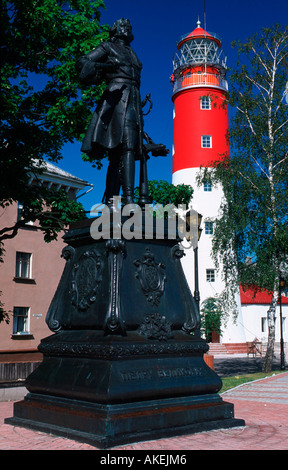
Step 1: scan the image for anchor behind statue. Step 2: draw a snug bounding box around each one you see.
[76,18,169,206]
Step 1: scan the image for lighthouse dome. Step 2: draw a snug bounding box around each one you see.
[173,20,226,74]
[177,20,222,49]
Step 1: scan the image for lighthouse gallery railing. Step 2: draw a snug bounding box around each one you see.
[172,73,228,94]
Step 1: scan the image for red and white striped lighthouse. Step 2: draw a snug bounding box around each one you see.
[171,19,229,180]
[171,20,246,346]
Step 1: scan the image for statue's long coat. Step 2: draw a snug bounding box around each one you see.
[77,40,144,160]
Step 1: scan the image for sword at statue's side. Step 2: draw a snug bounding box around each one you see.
[138,128,170,207]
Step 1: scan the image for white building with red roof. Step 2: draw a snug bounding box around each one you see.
[240,286,288,345]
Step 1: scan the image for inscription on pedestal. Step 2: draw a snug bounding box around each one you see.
[158,367,204,378]
[120,369,153,381]
[120,366,205,382]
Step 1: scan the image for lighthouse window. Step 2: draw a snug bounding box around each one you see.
[201,135,212,148]
[204,182,212,191]
[201,96,211,110]
[206,269,215,282]
[205,222,214,235]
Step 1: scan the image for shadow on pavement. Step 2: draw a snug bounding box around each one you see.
[214,356,285,377]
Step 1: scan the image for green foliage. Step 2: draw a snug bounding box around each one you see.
[200,297,223,342]
[0,185,86,245]
[0,291,10,325]
[136,180,194,207]
[22,188,87,242]
[1,0,108,165]
[220,371,283,393]
[1,0,108,242]
[0,2,108,323]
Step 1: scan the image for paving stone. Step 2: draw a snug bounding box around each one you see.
[1,371,287,450]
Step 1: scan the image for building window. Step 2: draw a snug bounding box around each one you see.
[17,202,34,226]
[201,96,211,110]
[201,135,212,148]
[261,317,267,333]
[206,269,215,282]
[205,222,214,235]
[13,307,30,335]
[204,181,212,192]
[15,252,32,279]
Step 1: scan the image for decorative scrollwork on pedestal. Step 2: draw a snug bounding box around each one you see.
[134,248,166,306]
[38,336,209,358]
[138,313,173,341]
[46,246,76,332]
[104,239,126,334]
[71,250,103,311]
[61,245,75,261]
[171,245,185,259]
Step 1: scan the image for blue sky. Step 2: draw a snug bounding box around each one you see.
[57,0,286,211]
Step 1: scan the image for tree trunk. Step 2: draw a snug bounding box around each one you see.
[262,293,277,372]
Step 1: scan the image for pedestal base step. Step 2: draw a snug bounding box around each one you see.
[6,392,245,449]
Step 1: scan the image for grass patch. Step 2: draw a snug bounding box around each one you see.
[220,370,284,393]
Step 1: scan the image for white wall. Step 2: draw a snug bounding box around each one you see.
[173,167,246,343]
[241,303,288,344]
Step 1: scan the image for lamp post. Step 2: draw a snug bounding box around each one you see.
[279,276,286,370]
[186,210,203,337]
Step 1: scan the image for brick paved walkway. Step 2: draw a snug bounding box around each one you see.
[0,372,287,450]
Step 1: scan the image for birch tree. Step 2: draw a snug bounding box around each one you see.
[198,24,288,372]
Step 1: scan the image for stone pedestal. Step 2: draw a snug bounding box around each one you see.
[5,218,244,448]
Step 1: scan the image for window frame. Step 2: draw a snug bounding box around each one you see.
[12,306,30,335]
[205,221,214,235]
[200,95,211,110]
[206,269,215,282]
[201,135,212,148]
[17,202,34,226]
[15,252,32,279]
[204,181,212,192]
[261,317,267,333]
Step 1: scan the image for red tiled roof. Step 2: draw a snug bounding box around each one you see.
[240,285,288,305]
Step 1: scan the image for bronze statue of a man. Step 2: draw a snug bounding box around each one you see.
[77,18,144,205]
